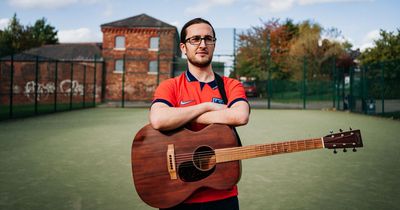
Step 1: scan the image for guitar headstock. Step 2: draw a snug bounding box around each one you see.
[323,129,363,153]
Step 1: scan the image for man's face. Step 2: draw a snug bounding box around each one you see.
[180,23,215,68]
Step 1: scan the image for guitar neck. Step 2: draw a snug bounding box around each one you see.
[215,138,324,163]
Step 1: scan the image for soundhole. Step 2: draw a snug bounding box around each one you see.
[178,146,216,182]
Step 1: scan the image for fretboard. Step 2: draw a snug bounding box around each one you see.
[215,138,323,163]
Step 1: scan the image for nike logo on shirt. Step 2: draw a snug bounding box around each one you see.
[180,100,194,105]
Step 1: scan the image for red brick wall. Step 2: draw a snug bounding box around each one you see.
[0,60,103,106]
[101,27,179,101]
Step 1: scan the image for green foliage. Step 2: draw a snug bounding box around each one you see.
[28,17,59,46]
[234,18,299,80]
[359,30,400,99]
[360,29,400,64]
[0,13,58,57]
[234,18,347,81]
[288,21,346,80]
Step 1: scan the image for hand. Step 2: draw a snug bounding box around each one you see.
[194,101,249,126]
[203,102,227,111]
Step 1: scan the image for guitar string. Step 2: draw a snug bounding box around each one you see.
[137,142,317,175]
[175,146,322,169]
[174,143,320,163]
[173,139,322,167]
[173,139,322,161]
[175,147,309,168]
[152,139,315,175]
[171,131,357,162]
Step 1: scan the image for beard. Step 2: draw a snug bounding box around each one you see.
[187,54,213,68]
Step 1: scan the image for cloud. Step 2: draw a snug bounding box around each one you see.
[298,0,374,5]
[7,0,101,9]
[248,0,372,14]
[8,0,77,9]
[359,29,380,51]
[253,0,294,12]
[184,0,236,15]
[58,28,101,43]
[0,18,9,30]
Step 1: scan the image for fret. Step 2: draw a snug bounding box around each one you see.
[266,144,272,156]
[306,140,314,149]
[290,141,298,152]
[283,142,290,153]
[215,138,324,163]
[299,140,305,151]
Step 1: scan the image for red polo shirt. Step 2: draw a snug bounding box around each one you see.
[151,70,248,203]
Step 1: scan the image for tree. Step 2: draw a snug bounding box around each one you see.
[0,13,58,57]
[288,21,346,80]
[0,13,26,56]
[359,29,400,99]
[234,18,348,81]
[233,19,298,80]
[27,17,58,48]
[359,29,400,64]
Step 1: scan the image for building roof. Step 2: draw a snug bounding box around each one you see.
[1,43,102,61]
[101,13,176,29]
[24,43,102,61]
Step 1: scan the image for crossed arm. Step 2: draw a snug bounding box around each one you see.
[149,101,250,131]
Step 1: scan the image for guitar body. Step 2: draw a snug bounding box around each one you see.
[131,124,241,209]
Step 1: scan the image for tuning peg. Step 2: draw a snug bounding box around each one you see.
[333,148,337,154]
[353,148,357,152]
[349,127,353,131]
[330,130,333,134]
[339,129,343,132]
[343,148,347,152]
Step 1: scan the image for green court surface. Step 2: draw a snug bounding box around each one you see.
[0,108,399,210]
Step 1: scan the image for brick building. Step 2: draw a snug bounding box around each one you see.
[1,14,180,105]
[101,13,181,101]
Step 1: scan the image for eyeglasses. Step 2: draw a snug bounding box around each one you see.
[185,35,217,45]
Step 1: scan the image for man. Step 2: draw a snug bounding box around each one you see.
[149,18,250,210]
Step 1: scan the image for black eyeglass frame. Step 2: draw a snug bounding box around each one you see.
[184,35,217,45]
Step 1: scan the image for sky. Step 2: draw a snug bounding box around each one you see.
[0,0,399,55]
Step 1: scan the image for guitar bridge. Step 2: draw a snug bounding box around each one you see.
[167,144,177,180]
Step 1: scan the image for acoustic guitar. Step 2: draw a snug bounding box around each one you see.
[131,124,363,208]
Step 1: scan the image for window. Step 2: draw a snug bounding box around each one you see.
[149,37,159,50]
[115,59,124,73]
[149,60,158,74]
[115,36,125,49]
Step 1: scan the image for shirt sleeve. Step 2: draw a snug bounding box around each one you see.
[152,79,177,107]
[224,77,248,108]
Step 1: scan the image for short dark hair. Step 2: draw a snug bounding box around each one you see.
[180,18,216,44]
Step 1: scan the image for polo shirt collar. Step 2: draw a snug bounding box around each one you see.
[185,70,218,89]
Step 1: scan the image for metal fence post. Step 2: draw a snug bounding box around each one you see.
[35,56,39,115]
[233,28,237,76]
[266,31,271,109]
[70,62,74,110]
[380,62,385,114]
[303,57,307,109]
[83,65,86,108]
[157,28,161,86]
[349,65,354,111]
[93,56,97,107]
[341,67,345,110]
[332,57,336,108]
[54,60,58,112]
[122,54,126,108]
[9,54,14,118]
[360,65,366,113]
